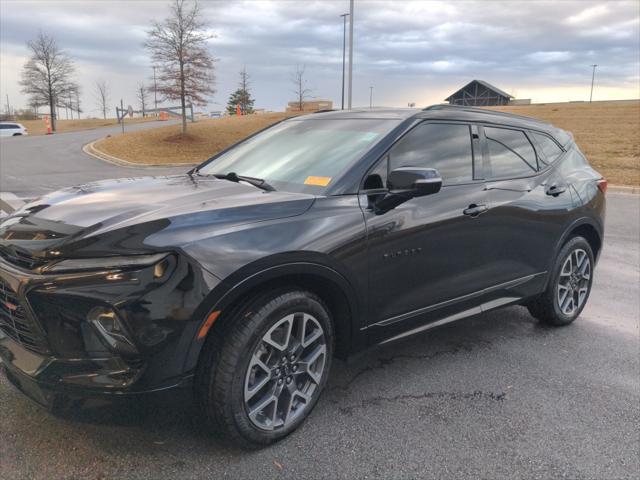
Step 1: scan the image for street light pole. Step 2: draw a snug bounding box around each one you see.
[347,0,354,110]
[340,13,349,110]
[369,86,373,109]
[589,64,597,103]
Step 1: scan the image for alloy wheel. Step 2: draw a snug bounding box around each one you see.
[556,248,591,316]
[243,312,327,430]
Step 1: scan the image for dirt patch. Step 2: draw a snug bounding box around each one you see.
[94,113,295,166]
[18,117,158,136]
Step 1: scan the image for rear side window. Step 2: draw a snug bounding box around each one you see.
[530,131,564,165]
[0,124,17,129]
[485,127,537,178]
[388,123,474,185]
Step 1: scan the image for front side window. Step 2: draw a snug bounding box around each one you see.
[198,118,401,194]
[388,123,474,185]
[485,127,537,178]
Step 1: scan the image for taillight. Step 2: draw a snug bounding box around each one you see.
[597,178,607,194]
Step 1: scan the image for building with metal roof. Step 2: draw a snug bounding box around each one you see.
[445,80,514,106]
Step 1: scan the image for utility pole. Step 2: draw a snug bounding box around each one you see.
[369,86,373,108]
[347,0,354,109]
[153,65,158,109]
[5,94,10,118]
[589,64,597,103]
[340,13,349,110]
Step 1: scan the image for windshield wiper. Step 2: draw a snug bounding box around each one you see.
[213,172,276,192]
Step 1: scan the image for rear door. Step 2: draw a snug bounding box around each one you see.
[362,122,492,340]
[480,126,573,300]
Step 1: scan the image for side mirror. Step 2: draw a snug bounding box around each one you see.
[373,167,442,213]
[388,167,442,197]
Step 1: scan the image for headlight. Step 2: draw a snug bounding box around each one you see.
[42,253,169,273]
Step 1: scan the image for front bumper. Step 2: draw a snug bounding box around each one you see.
[0,253,217,402]
[1,337,193,410]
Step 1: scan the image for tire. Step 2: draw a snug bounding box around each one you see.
[527,236,594,326]
[195,289,334,447]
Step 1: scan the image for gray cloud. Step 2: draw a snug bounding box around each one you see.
[1,0,638,114]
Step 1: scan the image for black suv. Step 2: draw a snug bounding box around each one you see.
[0,106,606,446]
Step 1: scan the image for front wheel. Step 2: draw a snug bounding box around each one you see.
[527,236,594,326]
[195,290,333,447]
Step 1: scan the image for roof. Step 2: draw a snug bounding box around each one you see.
[445,80,514,101]
[290,108,418,120]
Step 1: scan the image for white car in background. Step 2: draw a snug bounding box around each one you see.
[0,122,28,137]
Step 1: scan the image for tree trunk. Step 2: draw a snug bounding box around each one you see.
[179,60,187,135]
[48,83,56,132]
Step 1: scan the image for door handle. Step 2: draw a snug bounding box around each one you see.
[463,204,488,217]
[545,183,567,196]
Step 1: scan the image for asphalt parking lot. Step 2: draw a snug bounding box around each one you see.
[0,127,638,479]
[0,120,185,198]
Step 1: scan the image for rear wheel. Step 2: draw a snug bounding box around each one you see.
[195,289,333,447]
[527,236,594,326]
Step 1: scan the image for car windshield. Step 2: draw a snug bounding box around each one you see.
[198,117,401,194]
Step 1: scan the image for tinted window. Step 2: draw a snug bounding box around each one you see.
[388,123,473,185]
[0,124,17,129]
[199,118,401,194]
[485,127,537,178]
[530,131,563,165]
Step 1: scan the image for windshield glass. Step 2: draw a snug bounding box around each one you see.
[198,118,401,194]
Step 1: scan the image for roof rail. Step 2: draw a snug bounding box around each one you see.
[422,104,546,124]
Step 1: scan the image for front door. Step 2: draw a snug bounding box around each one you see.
[361,122,491,341]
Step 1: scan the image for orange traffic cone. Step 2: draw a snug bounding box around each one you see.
[44,115,52,134]
[236,104,241,116]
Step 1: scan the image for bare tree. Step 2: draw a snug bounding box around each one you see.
[136,82,149,117]
[95,80,110,119]
[291,64,312,111]
[19,32,77,132]
[74,86,82,119]
[144,0,216,135]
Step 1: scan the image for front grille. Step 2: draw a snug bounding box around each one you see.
[0,277,49,354]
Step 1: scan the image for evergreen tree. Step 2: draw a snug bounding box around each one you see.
[227,67,255,115]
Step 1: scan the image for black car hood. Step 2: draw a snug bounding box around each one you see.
[0,175,315,258]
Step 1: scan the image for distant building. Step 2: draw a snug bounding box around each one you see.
[286,100,333,113]
[445,80,514,106]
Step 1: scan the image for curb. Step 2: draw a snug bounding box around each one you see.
[608,185,639,195]
[83,139,198,168]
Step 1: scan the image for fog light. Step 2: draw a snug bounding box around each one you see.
[87,307,138,355]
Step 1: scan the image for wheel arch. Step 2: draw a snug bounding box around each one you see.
[552,217,603,271]
[562,218,602,258]
[184,259,361,373]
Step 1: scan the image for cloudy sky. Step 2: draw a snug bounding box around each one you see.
[1,0,638,116]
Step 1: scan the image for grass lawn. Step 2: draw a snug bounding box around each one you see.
[19,117,158,136]
[94,101,639,186]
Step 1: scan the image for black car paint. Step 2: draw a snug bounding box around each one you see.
[0,106,605,408]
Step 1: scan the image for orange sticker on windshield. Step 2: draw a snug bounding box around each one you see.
[304,176,332,187]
